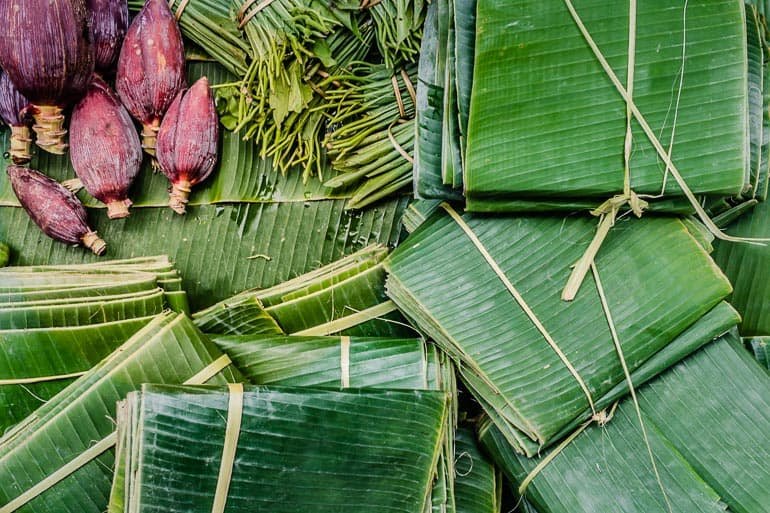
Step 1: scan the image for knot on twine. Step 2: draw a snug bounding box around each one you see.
[590,190,648,219]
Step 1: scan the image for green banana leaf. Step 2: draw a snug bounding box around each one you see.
[453,0,476,165]
[109,384,449,513]
[385,206,733,455]
[464,0,747,212]
[713,200,770,336]
[0,243,7,267]
[402,199,443,233]
[746,3,768,201]
[478,403,728,513]
[0,199,407,311]
[0,312,242,513]
[479,330,770,513]
[0,316,153,434]
[453,426,502,513]
[637,332,770,513]
[746,335,770,368]
[194,244,416,337]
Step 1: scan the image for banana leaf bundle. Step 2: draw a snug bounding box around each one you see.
[108,384,449,513]
[0,312,242,513]
[194,244,414,337]
[384,205,737,456]
[417,0,766,219]
[212,334,458,513]
[713,200,770,336]
[478,330,770,513]
[453,426,502,513]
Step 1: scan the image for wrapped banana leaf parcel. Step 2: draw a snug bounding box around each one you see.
[0,312,242,513]
[418,0,764,218]
[194,244,415,338]
[478,330,770,513]
[384,204,738,457]
[108,384,450,513]
[204,334,459,513]
[0,256,189,434]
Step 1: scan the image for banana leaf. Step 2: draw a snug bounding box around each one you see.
[385,206,733,456]
[713,200,770,336]
[477,404,729,513]
[194,244,416,337]
[454,426,502,513]
[402,199,443,233]
[0,312,242,513]
[0,243,7,267]
[212,334,457,513]
[0,198,408,311]
[746,336,770,368]
[0,316,153,434]
[637,331,770,513]
[464,0,748,212]
[109,384,449,513]
[479,330,770,513]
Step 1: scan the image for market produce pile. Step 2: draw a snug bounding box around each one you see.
[2,0,770,512]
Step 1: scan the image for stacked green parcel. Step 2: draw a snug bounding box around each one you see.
[0,256,189,434]
[384,205,740,457]
[416,0,767,219]
[478,330,770,513]
[0,312,242,513]
[193,244,415,338]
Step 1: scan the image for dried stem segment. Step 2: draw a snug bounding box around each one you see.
[9,126,33,164]
[31,105,68,154]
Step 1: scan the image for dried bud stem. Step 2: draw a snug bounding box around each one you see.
[141,120,160,156]
[61,178,84,193]
[106,198,132,219]
[32,105,68,154]
[168,179,191,214]
[9,125,32,164]
[81,230,107,255]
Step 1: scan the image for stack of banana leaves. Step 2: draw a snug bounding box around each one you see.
[108,333,459,513]
[478,330,770,513]
[193,244,415,338]
[0,312,242,513]
[384,205,742,456]
[416,0,769,224]
[0,256,187,434]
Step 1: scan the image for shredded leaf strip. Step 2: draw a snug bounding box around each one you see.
[211,383,244,513]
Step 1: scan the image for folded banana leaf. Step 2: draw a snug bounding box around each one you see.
[108,384,449,513]
[0,316,153,435]
[403,199,443,233]
[0,312,242,513]
[713,200,770,336]
[385,205,734,455]
[453,426,501,513]
[746,336,770,368]
[479,330,770,513]
[463,0,748,212]
[194,244,416,337]
[213,334,458,513]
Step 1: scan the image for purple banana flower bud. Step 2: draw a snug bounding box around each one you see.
[156,77,218,214]
[0,0,95,155]
[87,0,129,73]
[0,68,32,164]
[7,165,106,255]
[116,0,185,157]
[70,76,142,219]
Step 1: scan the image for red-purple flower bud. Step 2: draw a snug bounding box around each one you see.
[0,0,94,155]
[87,0,128,73]
[70,76,142,219]
[116,0,185,157]
[7,165,106,255]
[156,77,218,214]
[0,68,32,164]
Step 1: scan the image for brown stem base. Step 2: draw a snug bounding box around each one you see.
[32,105,68,154]
[106,199,132,219]
[81,231,107,255]
[9,125,32,164]
[141,120,160,157]
[168,180,192,215]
